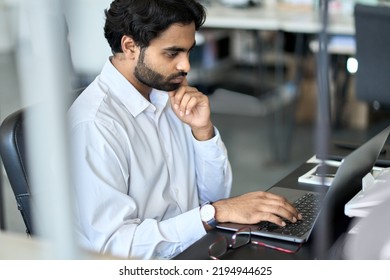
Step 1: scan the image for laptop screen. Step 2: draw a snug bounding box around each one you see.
[314,125,390,257]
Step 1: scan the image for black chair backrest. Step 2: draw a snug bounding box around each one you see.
[354,3,390,109]
[0,87,84,236]
[0,108,33,235]
[0,159,4,230]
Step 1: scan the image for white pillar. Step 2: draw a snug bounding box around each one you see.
[16,0,82,259]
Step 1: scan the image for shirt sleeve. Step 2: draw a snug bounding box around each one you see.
[131,207,206,259]
[192,126,233,204]
[70,121,208,259]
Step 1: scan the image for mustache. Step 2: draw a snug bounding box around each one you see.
[169,72,187,79]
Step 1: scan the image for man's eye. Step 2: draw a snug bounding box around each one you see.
[166,51,178,58]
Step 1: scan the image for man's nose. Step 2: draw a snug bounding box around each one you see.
[177,54,191,73]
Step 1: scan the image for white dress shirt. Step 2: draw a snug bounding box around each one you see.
[68,59,232,259]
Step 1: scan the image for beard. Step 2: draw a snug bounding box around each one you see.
[134,48,187,92]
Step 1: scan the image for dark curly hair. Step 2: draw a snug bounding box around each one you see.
[104,0,207,54]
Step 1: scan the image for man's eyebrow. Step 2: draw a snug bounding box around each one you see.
[164,41,197,52]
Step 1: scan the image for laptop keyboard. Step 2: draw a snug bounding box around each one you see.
[257,192,322,238]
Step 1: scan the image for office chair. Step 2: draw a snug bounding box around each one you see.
[0,159,5,230]
[354,4,390,110]
[0,88,84,236]
[0,108,33,235]
[324,4,390,165]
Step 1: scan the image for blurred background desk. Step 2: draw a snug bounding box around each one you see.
[203,2,354,34]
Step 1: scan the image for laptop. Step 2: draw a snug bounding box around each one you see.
[325,138,390,167]
[217,125,390,243]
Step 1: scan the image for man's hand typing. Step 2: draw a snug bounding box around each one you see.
[213,191,303,227]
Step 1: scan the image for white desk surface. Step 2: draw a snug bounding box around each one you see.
[204,3,354,35]
[0,230,122,260]
[309,35,356,55]
[204,4,280,30]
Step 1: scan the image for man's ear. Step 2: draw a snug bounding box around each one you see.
[121,35,138,59]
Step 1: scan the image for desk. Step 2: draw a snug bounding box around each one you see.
[204,3,354,35]
[174,161,351,260]
[0,230,122,259]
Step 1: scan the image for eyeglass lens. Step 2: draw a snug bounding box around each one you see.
[209,228,251,259]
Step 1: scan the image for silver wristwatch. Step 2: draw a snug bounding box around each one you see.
[200,201,218,228]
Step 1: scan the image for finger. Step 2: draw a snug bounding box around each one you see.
[181,77,188,86]
[249,203,298,226]
[180,92,204,116]
[258,212,287,227]
[174,88,201,112]
[269,200,301,223]
[178,93,193,116]
[242,193,299,224]
[169,87,185,113]
[183,95,199,115]
[269,204,299,224]
[263,192,301,219]
[171,86,192,106]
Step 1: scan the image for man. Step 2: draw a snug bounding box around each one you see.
[68,0,301,260]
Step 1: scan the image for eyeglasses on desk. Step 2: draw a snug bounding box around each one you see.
[208,227,302,260]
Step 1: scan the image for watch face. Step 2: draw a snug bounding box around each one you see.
[201,204,215,221]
